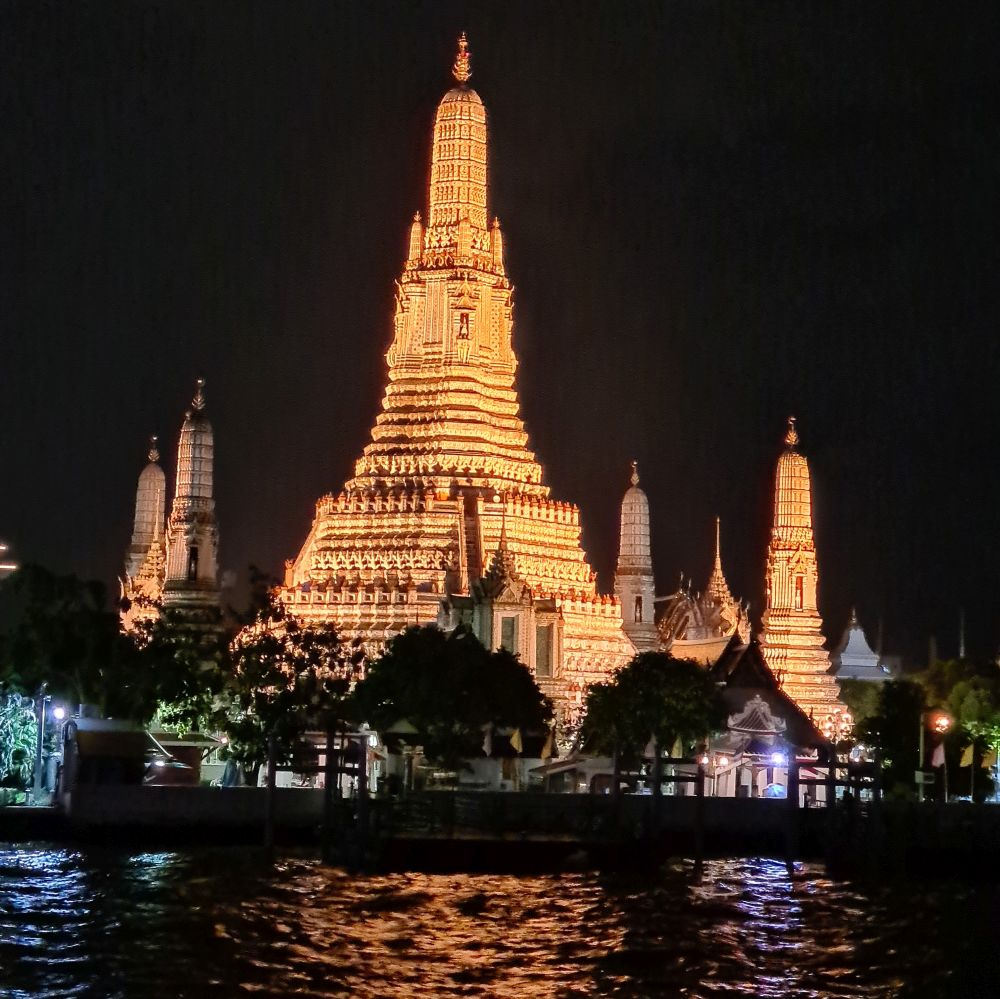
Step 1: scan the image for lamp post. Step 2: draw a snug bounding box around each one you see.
[918,710,952,803]
[933,713,952,802]
[32,684,48,805]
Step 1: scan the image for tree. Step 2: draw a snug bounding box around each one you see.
[132,605,235,734]
[0,565,159,721]
[917,659,999,800]
[580,652,726,795]
[839,679,881,728]
[352,625,552,770]
[0,564,238,727]
[222,594,363,778]
[855,679,926,796]
[951,680,1000,801]
[0,686,36,802]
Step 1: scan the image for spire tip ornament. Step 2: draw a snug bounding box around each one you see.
[452,32,471,83]
[784,415,799,448]
[192,378,206,412]
[630,460,639,487]
[148,435,160,464]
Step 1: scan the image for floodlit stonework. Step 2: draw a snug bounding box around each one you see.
[120,380,220,629]
[282,36,634,714]
[162,379,220,615]
[614,463,658,651]
[760,418,849,734]
[120,437,167,631]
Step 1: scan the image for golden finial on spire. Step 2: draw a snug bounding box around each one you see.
[630,460,639,487]
[784,415,799,448]
[452,31,471,83]
[148,435,160,464]
[192,378,206,412]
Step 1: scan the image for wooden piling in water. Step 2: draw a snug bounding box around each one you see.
[785,760,800,872]
[321,730,335,864]
[264,737,277,852]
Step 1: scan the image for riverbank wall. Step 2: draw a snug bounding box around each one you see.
[3,789,1000,879]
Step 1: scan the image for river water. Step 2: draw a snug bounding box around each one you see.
[1,845,997,998]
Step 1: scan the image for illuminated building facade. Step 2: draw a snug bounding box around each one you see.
[760,418,849,733]
[282,36,634,716]
[120,379,220,629]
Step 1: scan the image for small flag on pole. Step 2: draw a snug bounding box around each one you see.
[510,728,523,754]
[960,744,974,768]
[982,749,998,770]
[482,724,493,757]
[931,742,946,768]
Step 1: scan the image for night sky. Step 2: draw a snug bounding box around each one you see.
[2,2,999,666]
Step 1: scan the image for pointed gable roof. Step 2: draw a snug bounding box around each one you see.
[711,638,829,748]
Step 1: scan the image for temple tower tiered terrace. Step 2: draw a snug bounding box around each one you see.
[282,35,634,714]
[760,418,849,734]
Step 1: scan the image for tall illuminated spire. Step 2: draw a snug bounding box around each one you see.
[127,436,166,564]
[163,378,220,614]
[283,35,634,712]
[120,435,167,631]
[761,417,849,733]
[615,461,658,651]
[356,31,535,497]
[705,516,734,607]
[428,33,489,232]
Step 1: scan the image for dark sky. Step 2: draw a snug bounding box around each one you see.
[2,2,999,666]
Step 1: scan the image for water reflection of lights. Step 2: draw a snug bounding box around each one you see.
[0,849,988,997]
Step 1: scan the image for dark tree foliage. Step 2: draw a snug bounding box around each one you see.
[855,679,926,795]
[352,625,552,769]
[137,609,231,733]
[222,592,363,773]
[580,652,726,767]
[839,679,882,728]
[0,565,158,721]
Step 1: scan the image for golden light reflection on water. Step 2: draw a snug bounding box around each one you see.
[0,847,995,998]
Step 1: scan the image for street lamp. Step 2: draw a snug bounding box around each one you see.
[933,712,952,802]
[32,684,50,805]
[917,710,952,803]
